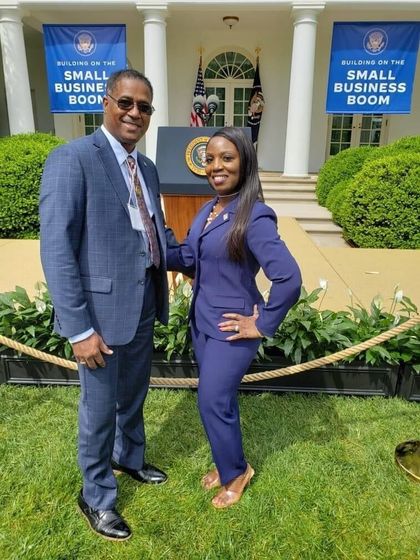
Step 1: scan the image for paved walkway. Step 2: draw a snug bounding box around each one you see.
[274,218,419,311]
[1,219,419,312]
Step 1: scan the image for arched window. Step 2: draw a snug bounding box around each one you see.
[204,52,255,80]
[204,51,255,127]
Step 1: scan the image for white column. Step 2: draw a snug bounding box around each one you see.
[138,7,169,161]
[0,8,35,134]
[283,4,324,177]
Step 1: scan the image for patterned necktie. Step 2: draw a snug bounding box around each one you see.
[127,155,160,268]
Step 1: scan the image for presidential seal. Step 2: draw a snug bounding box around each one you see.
[185,136,210,176]
[363,28,388,56]
[74,30,97,56]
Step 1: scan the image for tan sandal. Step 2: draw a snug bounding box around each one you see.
[211,464,255,509]
[201,468,221,490]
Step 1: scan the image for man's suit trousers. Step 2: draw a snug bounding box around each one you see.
[78,271,156,510]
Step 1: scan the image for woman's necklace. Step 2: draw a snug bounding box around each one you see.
[205,202,220,227]
[204,192,239,228]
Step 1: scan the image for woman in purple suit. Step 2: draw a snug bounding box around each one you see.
[167,127,302,508]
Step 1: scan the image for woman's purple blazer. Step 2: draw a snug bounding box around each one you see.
[167,197,302,341]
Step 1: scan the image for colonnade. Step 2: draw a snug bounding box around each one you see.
[0,2,324,176]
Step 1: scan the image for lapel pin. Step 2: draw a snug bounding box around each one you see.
[223,213,228,221]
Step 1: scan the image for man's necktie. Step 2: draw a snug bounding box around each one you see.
[127,155,160,268]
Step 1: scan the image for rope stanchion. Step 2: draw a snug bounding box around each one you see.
[0,315,418,388]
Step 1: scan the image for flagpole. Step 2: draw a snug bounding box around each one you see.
[247,48,264,156]
[255,48,261,155]
[190,49,206,127]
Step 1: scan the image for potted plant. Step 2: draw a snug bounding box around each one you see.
[0,280,197,387]
[143,279,420,397]
[242,285,419,397]
[0,280,418,398]
[151,277,197,387]
[0,283,77,385]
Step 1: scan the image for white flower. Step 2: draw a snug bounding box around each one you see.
[34,281,44,293]
[182,282,192,298]
[393,314,401,326]
[348,288,353,297]
[373,296,383,309]
[175,273,184,286]
[394,290,403,303]
[319,278,328,291]
[35,299,47,313]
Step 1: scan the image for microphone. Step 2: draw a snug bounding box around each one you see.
[207,94,219,116]
[193,95,206,115]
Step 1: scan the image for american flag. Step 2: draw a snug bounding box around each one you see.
[190,56,206,127]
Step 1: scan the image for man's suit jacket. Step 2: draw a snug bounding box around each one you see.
[166,197,302,340]
[40,127,174,346]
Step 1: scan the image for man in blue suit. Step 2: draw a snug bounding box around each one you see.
[40,69,175,541]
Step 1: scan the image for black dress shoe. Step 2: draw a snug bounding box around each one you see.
[111,459,168,484]
[78,490,131,541]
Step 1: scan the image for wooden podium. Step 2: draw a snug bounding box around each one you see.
[162,194,212,242]
[156,126,219,242]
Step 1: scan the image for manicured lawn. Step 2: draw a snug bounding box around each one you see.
[0,385,419,560]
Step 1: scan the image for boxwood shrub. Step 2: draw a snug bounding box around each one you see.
[340,153,420,249]
[0,133,65,239]
[325,178,352,225]
[316,146,375,206]
[374,135,420,158]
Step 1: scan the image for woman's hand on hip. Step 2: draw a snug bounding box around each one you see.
[218,304,263,341]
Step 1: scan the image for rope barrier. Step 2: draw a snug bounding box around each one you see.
[0,315,418,388]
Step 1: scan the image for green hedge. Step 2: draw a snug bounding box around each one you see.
[0,133,65,239]
[317,136,420,211]
[317,135,420,248]
[325,179,352,225]
[316,146,375,206]
[339,153,420,249]
[374,135,420,158]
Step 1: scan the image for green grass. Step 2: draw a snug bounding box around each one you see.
[0,386,419,560]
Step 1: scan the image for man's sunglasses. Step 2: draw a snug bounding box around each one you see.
[106,93,155,116]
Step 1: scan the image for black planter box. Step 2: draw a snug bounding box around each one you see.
[397,366,420,402]
[150,353,400,397]
[0,354,79,386]
[150,353,197,388]
[0,354,7,384]
[0,353,198,388]
[244,358,400,397]
[0,352,401,398]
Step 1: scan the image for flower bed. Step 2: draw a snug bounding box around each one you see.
[0,279,418,397]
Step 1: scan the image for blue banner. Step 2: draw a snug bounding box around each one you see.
[43,25,126,113]
[326,22,420,114]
